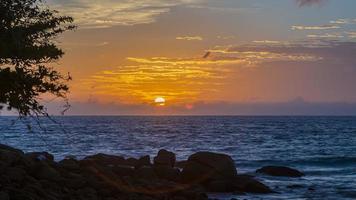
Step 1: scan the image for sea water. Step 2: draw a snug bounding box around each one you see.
[1,116,356,199]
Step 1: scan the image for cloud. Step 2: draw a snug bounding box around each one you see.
[81,42,325,105]
[296,0,326,7]
[217,36,236,40]
[82,56,230,104]
[253,40,282,44]
[291,25,340,30]
[307,33,344,39]
[346,32,356,38]
[226,40,356,67]
[43,99,356,116]
[47,0,202,28]
[176,36,203,41]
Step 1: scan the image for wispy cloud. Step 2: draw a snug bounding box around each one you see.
[296,0,326,7]
[307,33,344,39]
[346,32,356,38]
[48,0,202,28]
[176,36,203,41]
[292,25,340,30]
[83,56,229,104]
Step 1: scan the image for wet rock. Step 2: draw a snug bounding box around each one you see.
[76,187,98,200]
[0,149,24,167]
[233,175,273,194]
[154,165,180,181]
[83,153,126,167]
[0,191,9,200]
[256,166,304,177]
[58,158,81,171]
[111,165,135,177]
[0,144,23,155]
[6,167,27,183]
[136,155,151,169]
[125,157,139,167]
[175,160,188,169]
[135,166,157,180]
[25,152,54,162]
[154,149,176,167]
[34,163,62,182]
[181,152,237,184]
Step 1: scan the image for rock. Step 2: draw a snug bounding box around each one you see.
[0,144,23,155]
[111,165,135,177]
[135,166,158,180]
[136,155,151,169]
[256,166,304,177]
[6,167,27,182]
[58,158,81,171]
[154,165,180,181]
[0,149,24,167]
[180,152,237,184]
[34,163,62,182]
[76,187,98,200]
[233,175,273,194]
[83,153,126,167]
[0,191,9,200]
[154,149,176,167]
[25,152,54,162]
[126,157,139,167]
[175,160,188,169]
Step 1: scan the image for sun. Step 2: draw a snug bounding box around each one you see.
[154,97,166,106]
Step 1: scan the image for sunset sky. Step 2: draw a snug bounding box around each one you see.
[44,0,356,115]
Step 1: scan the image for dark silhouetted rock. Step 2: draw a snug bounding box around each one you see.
[256,166,304,177]
[6,167,27,182]
[181,152,237,184]
[0,191,9,200]
[111,165,135,177]
[175,160,188,169]
[83,153,126,166]
[154,165,180,181]
[0,144,23,155]
[34,163,62,181]
[59,158,81,171]
[135,166,158,180]
[233,175,273,194]
[125,157,139,167]
[136,155,151,169]
[154,149,176,167]
[25,152,54,162]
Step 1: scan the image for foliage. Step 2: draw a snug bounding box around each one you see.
[0,0,75,117]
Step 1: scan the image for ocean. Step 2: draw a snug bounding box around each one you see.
[0,116,356,199]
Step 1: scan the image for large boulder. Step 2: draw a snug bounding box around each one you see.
[25,152,54,162]
[256,166,304,177]
[232,175,273,194]
[83,153,126,167]
[154,149,176,167]
[136,155,151,169]
[180,152,237,184]
[154,165,180,182]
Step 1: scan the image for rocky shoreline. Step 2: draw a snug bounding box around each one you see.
[0,144,304,200]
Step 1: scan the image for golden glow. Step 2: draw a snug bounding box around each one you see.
[154,97,166,106]
[80,49,320,106]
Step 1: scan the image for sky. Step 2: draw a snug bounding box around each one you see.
[36,0,356,115]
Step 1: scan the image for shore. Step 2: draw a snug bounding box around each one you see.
[0,144,305,200]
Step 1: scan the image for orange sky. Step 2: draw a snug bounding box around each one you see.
[43,0,356,115]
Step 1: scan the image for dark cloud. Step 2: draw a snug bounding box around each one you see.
[296,0,326,7]
[36,99,356,116]
[228,41,356,66]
